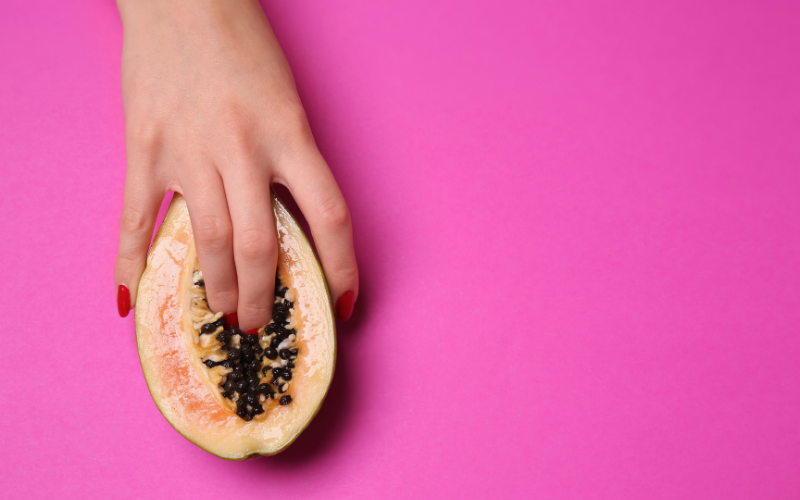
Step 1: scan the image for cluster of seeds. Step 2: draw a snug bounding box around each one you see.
[194,273,298,422]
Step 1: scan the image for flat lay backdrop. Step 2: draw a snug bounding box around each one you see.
[1,0,799,498]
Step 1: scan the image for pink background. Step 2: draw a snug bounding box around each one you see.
[1,0,799,498]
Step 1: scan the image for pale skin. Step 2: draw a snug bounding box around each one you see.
[114,0,358,329]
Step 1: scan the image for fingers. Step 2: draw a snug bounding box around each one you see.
[117,139,356,330]
[183,170,240,318]
[221,161,277,332]
[115,172,164,317]
[280,148,359,321]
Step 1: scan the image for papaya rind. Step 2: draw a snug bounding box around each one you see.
[134,191,335,459]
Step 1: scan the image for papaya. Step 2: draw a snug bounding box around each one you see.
[134,193,335,459]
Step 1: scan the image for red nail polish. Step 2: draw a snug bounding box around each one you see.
[246,328,259,336]
[224,312,239,328]
[335,291,355,322]
[117,285,131,318]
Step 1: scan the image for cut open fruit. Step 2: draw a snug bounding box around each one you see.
[135,193,335,459]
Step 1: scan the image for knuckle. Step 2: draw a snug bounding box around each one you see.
[120,204,151,235]
[207,286,238,310]
[115,253,141,269]
[193,214,233,251]
[218,105,254,143]
[276,103,313,147]
[236,227,276,263]
[284,103,311,133]
[335,265,359,285]
[316,197,351,230]
[128,120,161,151]
[238,302,271,318]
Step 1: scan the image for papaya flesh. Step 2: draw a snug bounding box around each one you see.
[135,193,335,459]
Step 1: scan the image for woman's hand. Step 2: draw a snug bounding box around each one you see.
[114,0,358,329]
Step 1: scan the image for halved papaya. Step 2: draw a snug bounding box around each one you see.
[134,193,335,459]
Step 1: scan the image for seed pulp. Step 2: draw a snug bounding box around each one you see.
[193,271,298,421]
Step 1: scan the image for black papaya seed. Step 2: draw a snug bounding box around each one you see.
[263,347,278,360]
[280,395,292,405]
[282,369,292,381]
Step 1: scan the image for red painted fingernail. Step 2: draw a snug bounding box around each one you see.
[335,291,355,322]
[224,312,239,328]
[117,285,131,318]
[246,328,259,336]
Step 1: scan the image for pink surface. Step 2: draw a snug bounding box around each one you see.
[1,0,799,497]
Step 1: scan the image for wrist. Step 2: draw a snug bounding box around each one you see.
[116,0,263,33]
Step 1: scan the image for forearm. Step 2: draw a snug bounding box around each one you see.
[115,0,285,69]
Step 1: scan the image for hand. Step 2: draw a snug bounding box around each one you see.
[114,0,358,328]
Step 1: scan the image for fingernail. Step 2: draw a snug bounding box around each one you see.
[335,291,355,322]
[246,328,259,336]
[117,285,131,318]
[224,312,239,328]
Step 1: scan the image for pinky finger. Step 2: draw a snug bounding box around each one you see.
[280,150,359,321]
